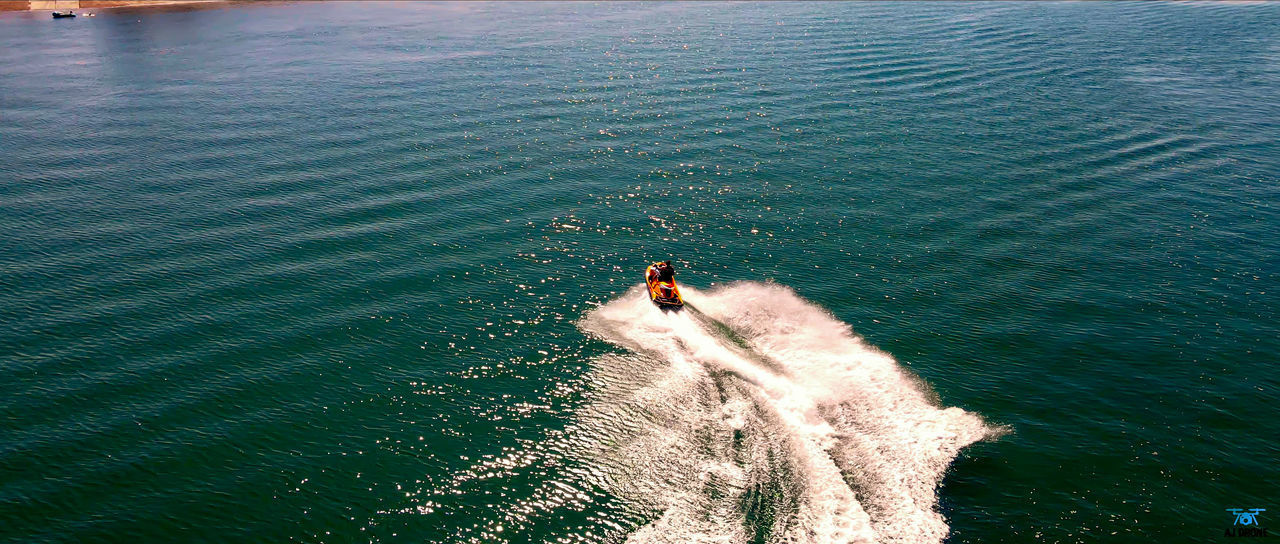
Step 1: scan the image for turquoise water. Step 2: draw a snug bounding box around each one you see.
[2,2,1278,542]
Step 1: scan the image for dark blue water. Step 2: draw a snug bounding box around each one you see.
[1,2,1277,543]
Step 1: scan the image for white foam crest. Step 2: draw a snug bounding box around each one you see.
[564,349,755,544]
[690,282,995,543]
[576,282,994,544]
[582,287,872,543]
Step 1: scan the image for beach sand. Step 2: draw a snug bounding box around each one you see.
[5,0,223,12]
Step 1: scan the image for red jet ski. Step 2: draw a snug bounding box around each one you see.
[645,261,684,310]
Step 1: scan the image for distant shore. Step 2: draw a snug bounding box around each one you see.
[1,0,224,12]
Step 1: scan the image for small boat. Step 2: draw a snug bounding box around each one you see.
[52,11,76,18]
[645,261,684,310]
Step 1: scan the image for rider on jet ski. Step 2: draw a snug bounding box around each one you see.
[645,260,684,309]
[654,260,675,283]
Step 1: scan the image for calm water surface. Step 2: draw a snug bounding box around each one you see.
[1,2,1278,543]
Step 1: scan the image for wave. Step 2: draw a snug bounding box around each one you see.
[574,281,998,544]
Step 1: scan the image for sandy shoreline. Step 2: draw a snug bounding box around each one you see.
[2,0,226,12]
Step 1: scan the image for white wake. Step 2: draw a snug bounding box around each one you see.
[574,281,996,544]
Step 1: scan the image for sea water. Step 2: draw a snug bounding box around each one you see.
[1,2,1277,543]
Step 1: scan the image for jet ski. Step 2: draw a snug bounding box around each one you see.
[645,261,684,310]
[52,11,76,18]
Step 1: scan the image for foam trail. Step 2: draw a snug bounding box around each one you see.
[576,281,996,544]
